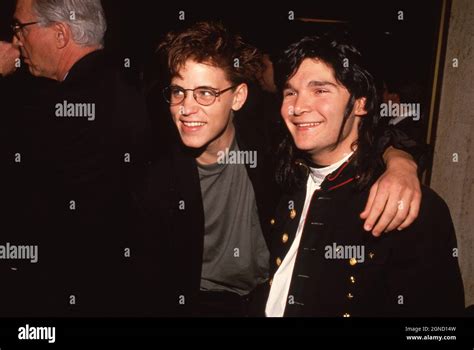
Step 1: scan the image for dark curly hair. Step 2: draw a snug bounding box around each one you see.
[157,21,264,86]
[274,31,381,192]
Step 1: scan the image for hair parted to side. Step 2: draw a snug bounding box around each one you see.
[157,21,265,86]
[33,0,107,47]
[274,31,381,192]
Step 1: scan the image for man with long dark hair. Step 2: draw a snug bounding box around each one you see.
[266,33,464,317]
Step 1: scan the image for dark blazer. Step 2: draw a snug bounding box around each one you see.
[1,50,150,317]
[267,159,465,317]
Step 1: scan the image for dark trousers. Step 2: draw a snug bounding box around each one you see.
[196,283,269,317]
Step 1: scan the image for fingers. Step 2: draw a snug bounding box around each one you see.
[360,181,378,220]
[0,41,18,56]
[397,190,422,230]
[362,154,422,236]
[384,190,412,233]
[371,187,402,236]
[365,181,421,236]
[0,41,20,76]
[363,183,390,235]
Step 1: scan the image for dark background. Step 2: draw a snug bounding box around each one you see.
[1,0,445,160]
[1,0,444,89]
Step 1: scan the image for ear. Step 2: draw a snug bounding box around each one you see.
[354,97,368,117]
[53,22,70,49]
[231,83,248,111]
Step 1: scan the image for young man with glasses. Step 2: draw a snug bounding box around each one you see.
[131,21,425,317]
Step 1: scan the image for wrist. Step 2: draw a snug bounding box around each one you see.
[384,147,417,171]
[387,154,418,172]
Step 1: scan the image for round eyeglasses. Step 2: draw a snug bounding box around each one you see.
[163,85,237,106]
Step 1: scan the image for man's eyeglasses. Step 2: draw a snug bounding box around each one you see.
[163,85,237,106]
[11,20,40,38]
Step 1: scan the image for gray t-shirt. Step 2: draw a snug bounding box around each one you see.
[198,138,269,296]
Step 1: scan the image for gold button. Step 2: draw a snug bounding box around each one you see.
[369,252,375,259]
[347,293,354,300]
[350,276,356,284]
[270,218,276,225]
[349,258,357,266]
[343,313,351,318]
[276,257,282,266]
[290,209,297,219]
[282,233,289,244]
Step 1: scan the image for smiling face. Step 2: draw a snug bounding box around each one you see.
[169,60,247,162]
[281,58,367,165]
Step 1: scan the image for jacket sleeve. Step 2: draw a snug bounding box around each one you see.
[374,124,431,175]
[385,187,465,317]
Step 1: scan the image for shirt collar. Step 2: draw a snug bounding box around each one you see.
[309,152,354,185]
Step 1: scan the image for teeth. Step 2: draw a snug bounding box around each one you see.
[183,122,206,127]
[297,122,322,127]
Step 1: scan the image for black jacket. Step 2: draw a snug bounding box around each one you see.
[129,103,279,316]
[129,85,431,317]
[267,159,465,317]
[1,50,150,317]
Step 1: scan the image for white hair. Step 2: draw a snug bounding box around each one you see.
[33,0,107,47]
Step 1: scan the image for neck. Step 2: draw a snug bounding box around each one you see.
[310,125,359,166]
[196,122,235,165]
[54,45,101,82]
[311,145,356,166]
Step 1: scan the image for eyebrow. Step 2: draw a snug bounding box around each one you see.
[308,80,338,88]
[284,80,338,90]
[171,84,219,91]
[196,85,219,91]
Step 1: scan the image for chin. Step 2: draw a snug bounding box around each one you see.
[28,67,43,78]
[292,137,316,151]
[179,134,208,150]
[28,66,37,75]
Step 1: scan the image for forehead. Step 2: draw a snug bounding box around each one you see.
[15,0,35,19]
[289,58,337,84]
[172,60,229,86]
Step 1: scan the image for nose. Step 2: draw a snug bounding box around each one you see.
[12,34,23,47]
[180,91,199,116]
[292,94,311,116]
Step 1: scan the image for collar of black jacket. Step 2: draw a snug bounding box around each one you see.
[319,156,358,192]
[62,49,106,84]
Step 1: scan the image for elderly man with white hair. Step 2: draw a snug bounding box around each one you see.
[1,0,150,317]
[12,0,106,80]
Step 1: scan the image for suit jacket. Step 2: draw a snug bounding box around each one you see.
[267,159,465,317]
[1,50,150,317]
